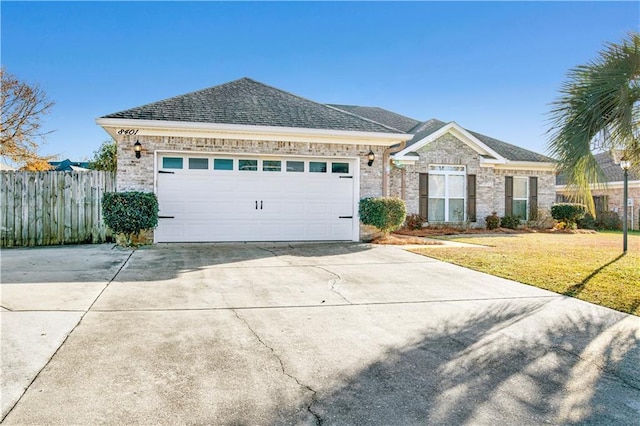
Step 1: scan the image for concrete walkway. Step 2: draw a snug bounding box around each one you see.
[1,243,639,424]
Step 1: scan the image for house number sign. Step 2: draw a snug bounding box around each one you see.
[117,129,139,136]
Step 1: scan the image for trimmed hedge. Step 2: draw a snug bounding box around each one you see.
[102,192,159,242]
[500,215,521,230]
[359,197,406,234]
[551,203,586,227]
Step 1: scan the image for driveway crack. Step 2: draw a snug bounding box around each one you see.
[232,310,322,425]
[316,266,352,305]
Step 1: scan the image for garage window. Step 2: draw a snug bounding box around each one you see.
[310,162,327,173]
[332,162,349,174]
[263,160,281,172]
[188,158,208,170]
[162,157,183,169]
[239,159,258,171]
[286,161,304,172]
[213,159,233,170]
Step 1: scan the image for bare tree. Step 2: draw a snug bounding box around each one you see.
[1,68,55,166]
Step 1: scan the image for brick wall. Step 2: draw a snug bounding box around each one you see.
[116,135,385,197]
[389,133,555,227]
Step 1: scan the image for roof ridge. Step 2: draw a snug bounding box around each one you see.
[324,104,406,133]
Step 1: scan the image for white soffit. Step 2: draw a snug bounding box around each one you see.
[96,118,411,146]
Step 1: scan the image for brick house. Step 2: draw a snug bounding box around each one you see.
[96,78,556,243]
[556,152,640,230]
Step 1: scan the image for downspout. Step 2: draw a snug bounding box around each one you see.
[382,141,406,196]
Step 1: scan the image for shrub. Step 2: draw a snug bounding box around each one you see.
[551,203,586,228]
[577,213,596,230]
[595,211,622,230]
[359,197,407,234]
[527,209,555,229]
[500,215,521,229]
[485,212,500,230]
[102,192,159,246]
[404,214,424,230]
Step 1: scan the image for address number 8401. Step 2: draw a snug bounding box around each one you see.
[117,129,139,135]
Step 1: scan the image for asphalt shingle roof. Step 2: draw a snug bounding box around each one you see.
[102,78,401,134]
[366,113,554,163]
[102,78,553,162]
[327,104,420,133]
[556,152,639,185]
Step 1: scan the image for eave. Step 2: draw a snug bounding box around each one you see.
[95,118,412,146]
[556,180,640,192]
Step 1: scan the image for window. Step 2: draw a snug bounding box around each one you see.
[331,162,349,174]
[309,162,327,173]
[286,161,304,172]
[162,157,183,169]
[239,159,258,171]
[505,176,537,220]
[213,159,234,170]
[426,165,466,222]
[512,177,528,219]
[188,158,208,170]
[263,160,281,172]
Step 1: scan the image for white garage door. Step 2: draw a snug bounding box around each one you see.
[155,154,357,242]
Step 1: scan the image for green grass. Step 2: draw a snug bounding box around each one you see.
[411,232,640,316]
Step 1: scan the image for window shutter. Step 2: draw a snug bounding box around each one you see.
[419,173,428,219]
[529,177,538,220]
[467,174,476,222]
[505,176,513,216]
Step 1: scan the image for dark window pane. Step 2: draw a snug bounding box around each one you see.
[263,160,281,172]
[162,157,183,169]
[213,159,234,170]
[332,162,349,173]
[239,159,258,171]
[309,162,327,173]
[188,158,208,169]
[286,161,304,172]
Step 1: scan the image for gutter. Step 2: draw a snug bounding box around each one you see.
[382,141,407,196]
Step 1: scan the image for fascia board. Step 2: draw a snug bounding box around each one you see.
[488,161,557,171]
[96,118,411,146]
[556,180,640,191]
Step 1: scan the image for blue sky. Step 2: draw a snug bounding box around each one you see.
[2,1,638,161]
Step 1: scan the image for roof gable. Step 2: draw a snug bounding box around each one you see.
[102,78,401,134]
[396,121,506,161]
[397,119,553,163]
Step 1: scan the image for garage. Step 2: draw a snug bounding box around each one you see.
[154,153,358,242]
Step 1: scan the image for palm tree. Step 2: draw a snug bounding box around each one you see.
[547,32,639,216]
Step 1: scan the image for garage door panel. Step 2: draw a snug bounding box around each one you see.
[156,155,356,242]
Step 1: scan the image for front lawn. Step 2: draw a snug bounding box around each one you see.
[411,232,640,316]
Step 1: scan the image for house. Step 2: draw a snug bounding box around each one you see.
[48,159,91,171]
[96,77,556,243]
[556,152,640,230]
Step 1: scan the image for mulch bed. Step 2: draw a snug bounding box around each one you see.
[394,226,597,237]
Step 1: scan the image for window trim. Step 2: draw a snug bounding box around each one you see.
[512,176,529,220]
[427,164,466,223]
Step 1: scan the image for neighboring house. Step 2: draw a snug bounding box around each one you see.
[96,77,555,243]
[49,159,91,171]
[556,152,640,230]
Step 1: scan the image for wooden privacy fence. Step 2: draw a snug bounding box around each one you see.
[0,171,116,247]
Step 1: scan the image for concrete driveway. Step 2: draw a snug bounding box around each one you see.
[1,242,639,425]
